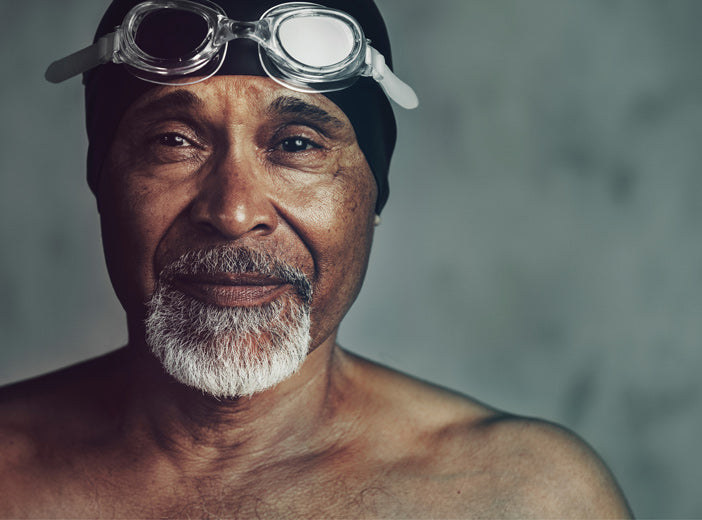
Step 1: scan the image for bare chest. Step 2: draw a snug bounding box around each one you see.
[128,470,423,519]
[3,462,512,519]
[4,474,410,519]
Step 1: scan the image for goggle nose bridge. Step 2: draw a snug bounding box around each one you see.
[214,18,272,49]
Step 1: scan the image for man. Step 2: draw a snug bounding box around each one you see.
[0,0,631,517]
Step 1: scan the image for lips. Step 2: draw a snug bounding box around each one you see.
[170,273,291,307]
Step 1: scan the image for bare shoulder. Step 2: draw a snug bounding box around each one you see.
[0,349,129,512]
[0,349,126,468]
[341,351,632,518]
[0,348,125,414]
[467,415,633,518]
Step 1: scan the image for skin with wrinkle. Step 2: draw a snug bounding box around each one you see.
[98,77,376,354]
[0,76,632,519]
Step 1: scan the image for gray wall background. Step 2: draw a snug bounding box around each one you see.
[1,1,701,517]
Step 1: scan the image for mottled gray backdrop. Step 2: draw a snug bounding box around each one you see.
[2,1,701,517]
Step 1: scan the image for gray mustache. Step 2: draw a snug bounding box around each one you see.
[160,245,313,304]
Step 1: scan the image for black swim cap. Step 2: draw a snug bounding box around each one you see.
[84,0,398,213]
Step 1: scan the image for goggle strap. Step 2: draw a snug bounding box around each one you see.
[367,47,418,110]
[46,32,118,84]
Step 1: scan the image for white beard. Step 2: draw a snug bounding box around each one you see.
[144,246,312,398]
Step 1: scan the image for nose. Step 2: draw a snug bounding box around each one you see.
[189,152,278,240]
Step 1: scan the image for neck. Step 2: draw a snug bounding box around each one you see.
[119,331,352,473]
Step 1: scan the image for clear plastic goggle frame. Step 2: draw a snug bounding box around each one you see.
[45,0,418,109]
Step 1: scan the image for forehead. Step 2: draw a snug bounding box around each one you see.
[123,75,354,130]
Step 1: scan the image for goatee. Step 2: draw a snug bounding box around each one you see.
[145,245,313,398]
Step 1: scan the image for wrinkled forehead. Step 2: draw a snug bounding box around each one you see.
[121,75,354,131]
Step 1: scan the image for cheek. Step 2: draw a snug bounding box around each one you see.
[321,177,376,274]
[98,166,189,315]
[292,160,377,343]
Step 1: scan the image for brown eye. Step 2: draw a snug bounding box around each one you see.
[145,130,205,166]
[280,137,316,153]
[159,133,190,147]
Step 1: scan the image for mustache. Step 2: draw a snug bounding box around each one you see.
[159,245,313,303]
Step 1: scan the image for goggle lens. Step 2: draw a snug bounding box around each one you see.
[134,8,210,60]
[278,15,355,68]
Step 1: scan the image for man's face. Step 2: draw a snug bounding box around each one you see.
[97,76,377,391]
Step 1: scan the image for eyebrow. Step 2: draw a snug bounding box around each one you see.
[135,90,204,120]
[132,90,345,130]
[267,96,345,129]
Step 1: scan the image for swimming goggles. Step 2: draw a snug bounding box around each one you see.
[45,0,418,109]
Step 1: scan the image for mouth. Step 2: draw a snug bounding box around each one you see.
[169,273,292,307]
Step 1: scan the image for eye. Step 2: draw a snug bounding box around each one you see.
[266,126,330,170]
[158,133,192,147]
[144,129,205,165]
[280,136,318,153]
